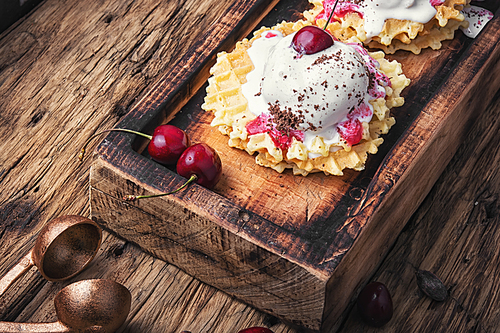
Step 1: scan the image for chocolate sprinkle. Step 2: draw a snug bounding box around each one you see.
[267,101,319,132]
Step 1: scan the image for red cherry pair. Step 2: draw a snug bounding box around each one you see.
[79,124,222,196]
[139,124,222,190]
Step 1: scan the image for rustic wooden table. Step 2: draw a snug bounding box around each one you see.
[1,0,499,332]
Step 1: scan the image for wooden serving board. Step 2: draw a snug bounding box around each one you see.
[89,0,500,331]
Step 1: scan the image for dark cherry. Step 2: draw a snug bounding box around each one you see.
[292,25,335,55]
[238,328,274,333]
[357,282,393,327]
[177,143,222,190]
[148,124,190,165]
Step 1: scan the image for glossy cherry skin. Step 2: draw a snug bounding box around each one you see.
[238,328,274,333]
[176,143,222,190]
[357,282,393,327]
[148,125,190,165]
[292,25,335,55]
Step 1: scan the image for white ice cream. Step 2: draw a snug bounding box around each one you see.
[460,5,494,38]
[242,30,389,154]
[360,0,437,37]
[260,33,370,131]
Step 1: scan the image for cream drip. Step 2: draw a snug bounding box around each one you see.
[460,5,494,38]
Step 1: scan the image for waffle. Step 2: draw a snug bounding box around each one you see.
[304,0,470,54]
[202,21,410,176]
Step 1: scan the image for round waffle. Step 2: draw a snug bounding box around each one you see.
[304,0,470,54]
[202,21,410,176]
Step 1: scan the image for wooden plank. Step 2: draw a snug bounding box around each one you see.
[90,0,500,331]
[0,0,299,332]
[1,0,500,331]
[91,157,327,329]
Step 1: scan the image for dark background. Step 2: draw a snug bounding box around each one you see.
[1,0,45,34]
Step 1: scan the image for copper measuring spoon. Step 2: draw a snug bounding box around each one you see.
[0,279,131,332]
[0,215,102,296]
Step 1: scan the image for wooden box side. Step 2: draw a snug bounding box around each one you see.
[90,157,327,330]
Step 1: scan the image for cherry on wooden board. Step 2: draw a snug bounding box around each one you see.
[123,143,222,201]
[147,124,190,165]
[237,327,274,333]
[177,143,222,190]
[79,124,190,166]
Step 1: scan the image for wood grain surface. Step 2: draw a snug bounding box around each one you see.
[1,0,500,332]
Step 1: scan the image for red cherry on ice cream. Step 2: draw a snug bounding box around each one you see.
[292,26,335,55]
[148,124,190,165]
[238,328,274,333]
[177,143,222,190]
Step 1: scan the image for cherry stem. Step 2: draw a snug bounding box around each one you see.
[79,128,152,161]
[123,174,198,201]
[323,0,339,30]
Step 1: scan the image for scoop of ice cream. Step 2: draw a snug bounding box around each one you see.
[378,0,415,9]
[241,29,390,152]
[260,33,370,133]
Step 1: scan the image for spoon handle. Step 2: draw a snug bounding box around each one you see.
[0,320,70,332]
[0,250,34,297]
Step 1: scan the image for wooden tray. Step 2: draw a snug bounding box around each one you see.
[89,1,500,331]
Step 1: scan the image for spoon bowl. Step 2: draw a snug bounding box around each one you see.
[55,279,132,332]
[0,279,131,333]
[0,215,102,297]
[33,215,102,281]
